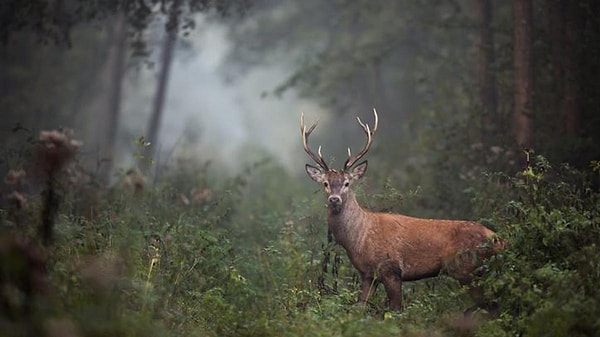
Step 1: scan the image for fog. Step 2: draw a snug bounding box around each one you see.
[7,0,572,186]
[118,14,328,175]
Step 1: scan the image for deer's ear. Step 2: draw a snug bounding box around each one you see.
[350,160,368,181]
[305,164,325,183]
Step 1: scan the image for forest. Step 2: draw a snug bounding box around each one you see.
[1,0,599,336]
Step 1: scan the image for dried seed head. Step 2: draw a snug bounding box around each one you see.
[33,129,82,179]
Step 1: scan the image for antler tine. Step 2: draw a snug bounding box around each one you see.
[300,113,329,171]
[355,108,379,134]
[344,108,379,170]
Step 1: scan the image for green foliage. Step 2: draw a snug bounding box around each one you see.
[49,187,249,336]
[0,0,251,47]
[0,140,491,336]
[2,136,600,336]
[475,156,600,336]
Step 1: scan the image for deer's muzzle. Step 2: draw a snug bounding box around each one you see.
[328,195,342,206]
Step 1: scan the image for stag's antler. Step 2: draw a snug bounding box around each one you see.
[343,108,379,170]
[300,113,329,171]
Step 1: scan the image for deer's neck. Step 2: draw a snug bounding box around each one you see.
[327,190,371,251]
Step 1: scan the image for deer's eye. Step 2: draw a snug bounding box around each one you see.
[323,182,329,187]
[344,181,350,187]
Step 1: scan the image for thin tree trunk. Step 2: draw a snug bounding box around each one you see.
[102,12,127,183]
[476,0,497,136]
[563,1,580,135]
[547,0,564,111]
[513,0,534,148]
[144,0,181,172]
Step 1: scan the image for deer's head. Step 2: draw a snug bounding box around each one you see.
[301,109,378,213]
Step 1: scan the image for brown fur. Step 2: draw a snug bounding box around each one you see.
[306,163,500,311]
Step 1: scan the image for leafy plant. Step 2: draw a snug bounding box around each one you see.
[475,156,600,336]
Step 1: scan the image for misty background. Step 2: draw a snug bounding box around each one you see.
[1,0,599,218]
[119,13,329,175]
[1,10,330,177]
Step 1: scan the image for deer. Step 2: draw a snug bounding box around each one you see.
[300,109,502,311]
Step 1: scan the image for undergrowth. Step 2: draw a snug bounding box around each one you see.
[1,133,599,336]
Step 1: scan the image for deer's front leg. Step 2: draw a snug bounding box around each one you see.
[358,273,378,305]
[381,267,403,311]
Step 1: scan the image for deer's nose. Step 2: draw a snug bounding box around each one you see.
[328,195,342,205]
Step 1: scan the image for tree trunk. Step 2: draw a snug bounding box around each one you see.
[548,0,580,136]
[547,0,564,109]
[102,12,127,183]
[476,0,497,136]
[563,1,580,135]
[513,0,534,148]
[143,0,181,172]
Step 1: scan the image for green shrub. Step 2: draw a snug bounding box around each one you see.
[3,130,598,337]
[475,156,600,336]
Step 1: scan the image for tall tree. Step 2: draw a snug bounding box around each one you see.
[102,12,128,183]
[546,0,564,126]
[143,0,181,172]
[547,0,580,136]
[562,1,580,135]
[476,0,497,136]
[513,0,534,148]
